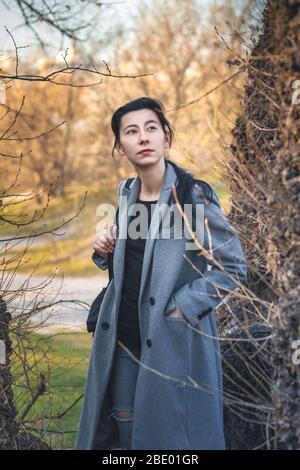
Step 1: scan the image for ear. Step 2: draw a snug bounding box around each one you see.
[116,144,124,155]
[164,128,170,147]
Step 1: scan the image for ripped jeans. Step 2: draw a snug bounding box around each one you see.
[108,344,141,450]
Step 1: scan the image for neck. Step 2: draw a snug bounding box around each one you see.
[136,159,167,200]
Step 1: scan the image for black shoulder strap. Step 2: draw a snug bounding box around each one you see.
[193,178,221,208]
[125,177,135,189]
[108,177,135,280]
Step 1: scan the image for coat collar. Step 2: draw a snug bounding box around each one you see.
[120,159,177,195]
[114,160,178,305]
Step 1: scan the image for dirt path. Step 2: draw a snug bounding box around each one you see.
[8,272,107,333]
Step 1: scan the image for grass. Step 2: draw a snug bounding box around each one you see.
[11,329,93,450]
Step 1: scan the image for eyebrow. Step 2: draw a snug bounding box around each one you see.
[124,119,159,131]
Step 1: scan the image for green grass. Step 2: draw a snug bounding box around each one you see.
[11,329,93,450]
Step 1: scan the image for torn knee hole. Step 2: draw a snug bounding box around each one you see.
[113,409,134,421]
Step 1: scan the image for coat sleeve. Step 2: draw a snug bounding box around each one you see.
[164,185,248,328]
[91,180,123,271]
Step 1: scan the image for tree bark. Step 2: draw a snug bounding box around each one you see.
[0,297,19,449]
[223,0,300,449]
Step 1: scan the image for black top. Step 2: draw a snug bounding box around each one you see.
[117,197,158,353]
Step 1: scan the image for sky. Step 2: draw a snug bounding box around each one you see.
[0,0,263,70]
[0,0,144,62]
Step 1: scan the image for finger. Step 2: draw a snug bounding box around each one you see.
[96,233,112,246]
[105,233,115,246]
[108,225,118,241]
[94,240,110,253]
[104,231,116,248]
[102,237,115,251]
[102,227,115,244]
[101,239,115,252]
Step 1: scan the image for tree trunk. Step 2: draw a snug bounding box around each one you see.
[0,297,19,449]
[222,0,299,449]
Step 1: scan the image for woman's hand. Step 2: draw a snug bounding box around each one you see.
[93,225,118,259]
[166,305,184,319]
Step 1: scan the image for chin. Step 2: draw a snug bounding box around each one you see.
[135,156,158,166]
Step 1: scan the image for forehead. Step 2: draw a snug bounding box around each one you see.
[120,108,159,129]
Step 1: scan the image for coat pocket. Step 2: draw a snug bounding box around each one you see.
[164,311,186,322]
[163,291,186,322]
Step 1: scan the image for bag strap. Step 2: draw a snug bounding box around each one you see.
[108,177,135,281]
[193,178,221,208]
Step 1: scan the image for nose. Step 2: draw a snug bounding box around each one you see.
[138,129,149,143]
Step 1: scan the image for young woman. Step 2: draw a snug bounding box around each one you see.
[75,97,248,450]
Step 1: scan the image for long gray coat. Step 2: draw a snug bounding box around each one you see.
[75,161,248,450]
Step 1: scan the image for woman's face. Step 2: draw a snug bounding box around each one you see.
[117,108,170,168]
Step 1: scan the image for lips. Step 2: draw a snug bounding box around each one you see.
[138,149,154,154]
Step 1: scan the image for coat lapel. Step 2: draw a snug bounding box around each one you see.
[113,161,178,302]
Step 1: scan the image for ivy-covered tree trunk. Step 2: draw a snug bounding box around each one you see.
[264,0,300,450]
[222,0,299,449]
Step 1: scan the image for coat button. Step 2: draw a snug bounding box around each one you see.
[149,297,155,305]
[197,307,212,320]
[146,339,152,347]
[101,321,110,330]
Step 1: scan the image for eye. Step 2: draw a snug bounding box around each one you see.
[126,126,156,134]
